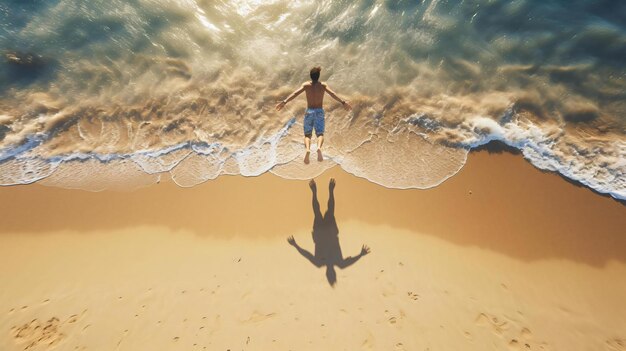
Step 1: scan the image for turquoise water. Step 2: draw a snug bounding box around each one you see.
[0,0,624,198]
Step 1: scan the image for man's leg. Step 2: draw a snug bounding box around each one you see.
[316,135,324,161]
[304,135,311,164]
[303,110,313,164]
[315,110,325,162]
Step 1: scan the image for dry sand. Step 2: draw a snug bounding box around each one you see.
[1,149,625,351]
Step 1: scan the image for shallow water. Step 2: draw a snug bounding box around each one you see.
[0,0,624,198]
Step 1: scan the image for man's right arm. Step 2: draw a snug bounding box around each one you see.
[275,84,306,111]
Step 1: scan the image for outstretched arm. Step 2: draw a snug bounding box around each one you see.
[324,84,352,111]
[337,245,371,269]
[287,235,322,267]
[275,84,306,111]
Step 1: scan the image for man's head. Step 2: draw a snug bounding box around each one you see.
[310,66,321,82]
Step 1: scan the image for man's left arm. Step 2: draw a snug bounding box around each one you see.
[324,84,352,111]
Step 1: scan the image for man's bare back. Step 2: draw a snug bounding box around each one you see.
[275,67,352,164]
[276,81,349,110]
[303,81,325,109]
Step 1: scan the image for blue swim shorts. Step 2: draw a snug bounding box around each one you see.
[303,108,325,137]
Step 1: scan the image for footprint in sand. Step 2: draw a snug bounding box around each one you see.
[394,342,406,350]
[407,292,419,301]
[384,309,405,327]
[241,311,276,324]
[11,317,66,349]
[508,339,526,351]
[607,338,626,351]
[475,313,510,335]
[476,313,549,351]
[11,311,87,348]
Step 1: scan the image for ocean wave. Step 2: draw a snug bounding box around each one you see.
[0,0,624,199]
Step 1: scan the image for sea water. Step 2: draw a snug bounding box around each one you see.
[0,0,624,198]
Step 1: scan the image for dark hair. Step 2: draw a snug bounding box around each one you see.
[310,66,321,82]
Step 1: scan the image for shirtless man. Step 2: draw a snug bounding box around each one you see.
[275,66,352,164]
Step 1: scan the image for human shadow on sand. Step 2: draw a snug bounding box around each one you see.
[287,178,370,287]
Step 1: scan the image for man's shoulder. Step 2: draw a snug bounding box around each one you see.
[302,81,326,86]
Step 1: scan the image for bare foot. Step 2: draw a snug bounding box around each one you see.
[309,179,316,191]
[329,178,335,191]
[304,150,310,164]
[317,149,323,162]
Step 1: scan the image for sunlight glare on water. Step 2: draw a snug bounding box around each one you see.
[231,0,283,17]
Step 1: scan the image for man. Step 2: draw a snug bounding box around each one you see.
[275,66,352,164]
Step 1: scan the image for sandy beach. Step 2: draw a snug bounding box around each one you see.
[1,149,625,351]
[2,1,625,350]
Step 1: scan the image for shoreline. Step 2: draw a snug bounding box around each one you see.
[1,146,623,264]
[1,139,624,202]
[472,141,626,204]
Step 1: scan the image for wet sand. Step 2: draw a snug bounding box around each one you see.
[1,149,625,350]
